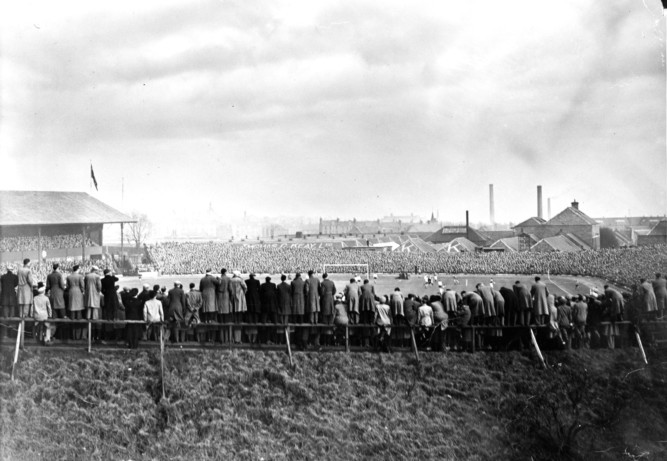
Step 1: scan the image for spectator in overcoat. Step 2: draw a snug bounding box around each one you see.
[199,269,219,324]
[17,258,34,318]
[229,271,247,343]
[652,273,666,318]
[1,265,18,340]
[216,269,232,342]
[168,282,187,343]
[245,273,261,344]
[344,278,360,325]
[530,276,549,325]
[513,281,532,326]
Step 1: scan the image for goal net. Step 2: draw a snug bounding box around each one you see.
[322,263,370,280]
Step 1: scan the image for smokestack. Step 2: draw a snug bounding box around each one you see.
[466,210,470,240]
[489,184,495,228]
[537,185,543,219]
[547,198,551,220]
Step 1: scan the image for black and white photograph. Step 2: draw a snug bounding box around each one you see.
[1,0,667,459]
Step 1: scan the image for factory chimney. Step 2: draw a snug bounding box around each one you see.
[489,184,495,229]
[537,185,543,219]
[465,210,470,241]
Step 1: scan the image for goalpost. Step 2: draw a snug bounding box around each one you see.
[322,263,370,280]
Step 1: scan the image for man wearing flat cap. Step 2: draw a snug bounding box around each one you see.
[17,259,34,318]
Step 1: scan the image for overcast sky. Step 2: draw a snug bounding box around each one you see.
[1,0,665,226]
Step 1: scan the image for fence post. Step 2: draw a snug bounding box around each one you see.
[345,325,350,353]
[88,320,92,353]
[635,330,648,365]
[11,321,23,381]
[530,327,547,369]
[160,325,166,399]
[284,326,293,367]
[410,326,420,362]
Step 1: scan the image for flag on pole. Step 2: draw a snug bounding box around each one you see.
[90,164,98,191]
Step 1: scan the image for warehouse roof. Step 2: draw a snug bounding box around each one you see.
[0,191,135,226]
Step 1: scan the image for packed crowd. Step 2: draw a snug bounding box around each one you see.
[0,234,96,252]
[2,261,664,352]
[148,242,667,289]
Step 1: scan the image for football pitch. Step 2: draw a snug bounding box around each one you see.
[118,272,615,298]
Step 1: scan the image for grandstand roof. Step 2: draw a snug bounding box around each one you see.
[0,191,134,226]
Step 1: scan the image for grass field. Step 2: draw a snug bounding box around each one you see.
[121,272,612,299]
[1,347,666,460]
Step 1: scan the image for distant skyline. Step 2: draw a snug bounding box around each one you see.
[1,0,665,226]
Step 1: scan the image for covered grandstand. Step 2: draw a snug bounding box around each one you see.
[0,191,135,265]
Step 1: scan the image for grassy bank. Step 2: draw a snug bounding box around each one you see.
[1,347,665,460]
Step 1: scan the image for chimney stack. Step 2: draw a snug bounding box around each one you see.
[465,210,470,241]
[537,185,543,219]
[571,199,579,210]
[489,184,495,228]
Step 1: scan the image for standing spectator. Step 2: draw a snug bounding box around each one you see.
[513,280,532,326]
[216,269,232,343]
[305,270,321,324]
[185,283,203,342]
[101,269,119,341]
[374,296,392,352]
[168,282,186,343]
[229,271,247,344]
[319,273,336,346]
[290,273,306,348]
[333,293,349,345]
[32,285,53,345]
[17,258,34,318]
[344,278,360,325]
[359,279,376,347]
[0,265,18,340]
[389,287,404,318]
[638,278,658,319]
[402,294,420,346]
[46,263,67,341]
[84,266,102,342]
[652,273,666,318]
[571,295,589,349]
[200,269,219,337]
[530,276,550,325]
[143,291,164,341]
[66,265,85,340]
[442,288,459,317]
[113,286,126,344]
[277,274,292,328]
[260,276,278,343]
[125,288,142,349]
[602,285,624,349]
[245,273,261,344]
[556,297,573,349]
[417,296,434,348]
[430,295,448,352]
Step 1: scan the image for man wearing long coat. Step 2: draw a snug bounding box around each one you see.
[168,282,187,343]
[199,270,219,323]
[17,259,34,317]
[319,273,336,343]
[0,265,18,339]
[101,269,119,340]
[359,279,376,323]
[229,271,247,343]
[530,276,549,325]
[652,273,667,316]
[290,273,306,319]
[513,281,532,326]
[344,278,360,324]
[216,269,232,312]
[305,270,321,323]
[84,266,102,341]
[66,265,85,339]
[260,276,279,324]
[46,263,67,340]
[476,283,496,319]
[277,275,291,325]
[638,278,658,315]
